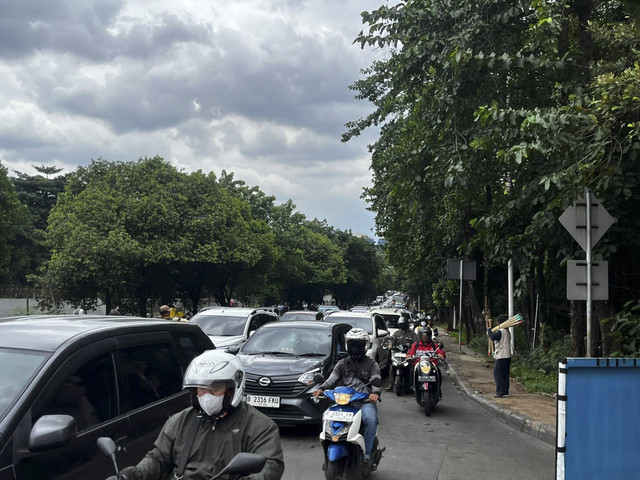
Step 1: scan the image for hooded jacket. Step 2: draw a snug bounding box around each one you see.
[318,355,382,395]
[133,402,284,480]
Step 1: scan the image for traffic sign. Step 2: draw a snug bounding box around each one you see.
[447,259,476,280]
[559,193,615,252]
[567,260,609,301]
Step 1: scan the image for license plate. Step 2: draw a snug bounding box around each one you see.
[246,395,280,408]
[418,375,436,382]
[324,410,354,422]
[394,353,406,358]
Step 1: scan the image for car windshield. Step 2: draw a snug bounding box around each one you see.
[0,348,48,422]
[280,312,317,322]
[191,315,246,336]
[322,315,373,334]
[242,327,331,356]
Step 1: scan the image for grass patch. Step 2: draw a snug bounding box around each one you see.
[510,363,557,395]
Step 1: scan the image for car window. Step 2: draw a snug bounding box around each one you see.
[38,352,117,432]
[374,315,387,332]
[242,327,330,356]
[248,313,276,333]
[191,314,246,336]
[335,330,347,354]
[0,349,47,423]
[173,332,212,368]
[322,315,373,334]
[117,343,183,413]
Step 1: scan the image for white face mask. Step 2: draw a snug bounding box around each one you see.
[198,393,225,416]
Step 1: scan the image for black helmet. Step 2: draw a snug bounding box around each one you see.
[418,327,432,342]
[398,317,409,330]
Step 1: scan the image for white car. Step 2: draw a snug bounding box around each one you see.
[189,307,279,351]
[321,311,391,374]
[368,307,412,338]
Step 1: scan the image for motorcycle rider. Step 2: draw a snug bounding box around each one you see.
[312,328,382,464]
[407,327,446,396]
[384,316,418,391]
[117,350,284,480]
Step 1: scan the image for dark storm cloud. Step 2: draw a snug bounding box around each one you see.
[0,0,209,61]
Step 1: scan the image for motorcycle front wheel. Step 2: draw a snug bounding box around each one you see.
[325,459,347,480]
[394,374,403,396]
[423,390,432,416]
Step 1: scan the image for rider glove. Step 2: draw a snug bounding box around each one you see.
[118,466,142,480]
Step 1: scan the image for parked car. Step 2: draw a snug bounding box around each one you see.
[321,311,391,374]
[189,307,279,351]
[0,315,213,480]
[317,305,340,314]
[237,320,352,426]
[280,310,321,322]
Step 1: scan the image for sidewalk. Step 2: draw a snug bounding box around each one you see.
[438,331,557,446]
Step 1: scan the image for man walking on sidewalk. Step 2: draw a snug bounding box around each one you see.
[488,314,511,398]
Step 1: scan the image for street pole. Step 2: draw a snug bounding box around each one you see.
[459,259,463,353]
[508,259,514,355]
[586,187,592,357]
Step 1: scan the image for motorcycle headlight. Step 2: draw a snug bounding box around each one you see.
[298,368,321,385]
[420,360,432,374]
[334,393,353,405]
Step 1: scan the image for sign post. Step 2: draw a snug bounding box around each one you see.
[447,259,476,352]
[559,188,614,356]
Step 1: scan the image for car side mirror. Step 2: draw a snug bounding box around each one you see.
[227,346,240,355]
[28,415,76,452]
[377,329,389,338]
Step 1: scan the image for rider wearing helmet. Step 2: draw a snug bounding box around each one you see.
[384,316,418,390]
[117,350,284,480]
[313,328,382,464]
[407,327,446,367]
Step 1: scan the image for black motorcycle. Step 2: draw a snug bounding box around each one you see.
[411,350,442,416]
[390,343,413,396]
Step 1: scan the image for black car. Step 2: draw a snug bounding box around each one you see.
[237,321,352,426]
[0,315,213,480]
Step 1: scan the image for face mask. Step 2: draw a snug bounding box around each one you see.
[198,393,225,416]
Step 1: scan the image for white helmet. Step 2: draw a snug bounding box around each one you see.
[183,350,245,407]
[345,327,371,351]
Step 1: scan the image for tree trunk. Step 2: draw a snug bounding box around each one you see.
[570,300,586,356]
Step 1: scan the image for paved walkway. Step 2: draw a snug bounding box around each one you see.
[438,331,557,446]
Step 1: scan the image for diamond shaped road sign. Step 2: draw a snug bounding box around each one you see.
[559,193,615,252]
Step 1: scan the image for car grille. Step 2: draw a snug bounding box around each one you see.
[244,372,308,397]
[254,403,303,418]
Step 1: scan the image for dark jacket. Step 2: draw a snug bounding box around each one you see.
[319,355,382,395]
[134,402,284,480]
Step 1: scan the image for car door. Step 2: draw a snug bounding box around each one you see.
[12,340,130,480]
[114,332,191,466]
[373,315,390,370]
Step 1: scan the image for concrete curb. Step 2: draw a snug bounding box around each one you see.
[445,360,557,446]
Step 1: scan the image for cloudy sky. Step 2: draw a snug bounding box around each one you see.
[0,0,387,236]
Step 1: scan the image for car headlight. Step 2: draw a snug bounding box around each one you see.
[298,368,320,385]
[334,393,353,405]
[420,360,432,374]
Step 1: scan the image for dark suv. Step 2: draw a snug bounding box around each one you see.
[0,315,213,480]
[237,320,352,426]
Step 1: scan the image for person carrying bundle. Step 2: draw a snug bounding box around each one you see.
[487,314,511,398]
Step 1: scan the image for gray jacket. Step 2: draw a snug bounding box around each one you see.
[134,402,284,480]
[319,356,382,395]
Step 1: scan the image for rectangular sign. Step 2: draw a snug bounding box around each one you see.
[566,260,609,301]
[245,395,280,408]
[447,259,477,280]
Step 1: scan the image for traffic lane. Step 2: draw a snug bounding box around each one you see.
[279,371,554,480]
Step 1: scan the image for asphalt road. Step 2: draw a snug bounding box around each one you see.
[278,371,555,480]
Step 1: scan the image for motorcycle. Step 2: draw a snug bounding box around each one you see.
[410,350,442,417]
[98,437,266,480]
[313,377,384,480]
[390,343,412,396]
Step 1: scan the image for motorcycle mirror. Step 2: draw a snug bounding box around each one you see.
[96,437,119,474]
[210,453,266,480]
[438,342,445,350]
[313,374,325,384]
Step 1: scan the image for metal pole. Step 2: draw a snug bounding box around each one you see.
[586,187,592,357]
[508,259,515,355]
[459,260,463,353]
[532,294,539,351]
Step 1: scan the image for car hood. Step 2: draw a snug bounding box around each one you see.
[238,354,324,375]
[208,335,245,348]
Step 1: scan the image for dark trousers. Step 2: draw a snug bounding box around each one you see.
[493,358,511,395]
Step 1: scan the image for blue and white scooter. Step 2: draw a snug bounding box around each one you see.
[315,384,384,480]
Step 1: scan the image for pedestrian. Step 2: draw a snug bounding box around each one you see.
[487,314,511,397]
[117,350,285,480]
